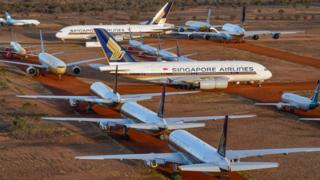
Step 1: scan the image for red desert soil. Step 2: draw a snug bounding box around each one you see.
[221,42,320,68]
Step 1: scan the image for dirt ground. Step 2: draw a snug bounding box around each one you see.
[1,5,320,180]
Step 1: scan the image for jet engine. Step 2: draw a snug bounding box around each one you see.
[272,33,280,39]
[144,159,165,168]
[72,65,81,75]
[68,99,80,107]
[199,78,228,90]
[252,35,260,40]
[26,66,37,76]
[188,34,194,40]
[178,27,185,32]
[203,34,210,40]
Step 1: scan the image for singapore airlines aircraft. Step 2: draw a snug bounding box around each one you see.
[18,66,196,108]
[42,84,255,138]
[0,12,40,26]
[256,80,319,112]
[76,116,320,174]
[92,28,272,90]
[176,7,302,41]
[0,31,104,79]
[55,1,174,41]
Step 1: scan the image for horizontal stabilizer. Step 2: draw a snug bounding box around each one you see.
[125,123,160,130]
[229,162,278,171]
[166,123,205,130]
[167,114,255,123]
[179,163,221,172]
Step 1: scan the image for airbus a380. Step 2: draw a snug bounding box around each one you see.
[0,31,104,79]
[75,116,320,175]
[256,80,319,112]
[55,1,174,41]
[42,83,255,138]
[92,28,272,90]
[0,12,40,26]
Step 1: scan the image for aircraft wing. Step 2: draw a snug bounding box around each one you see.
[299,118,320,121]
[226,148,320,160]
[179,162,278,172]
[0,60,46,68]
[166,114,256,123]
[17,95,112,104]
[66,57,106,67]
[120,91,198,102]
[42,117,132,124]
[76,152,189,164]
[244,30,304,38]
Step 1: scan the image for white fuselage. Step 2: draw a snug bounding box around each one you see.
[281,93,312,110]
[185,21,211,31]
[102,61,272,83]
[10,41,26,56]
[56,24,174,40]
[38,53,67,75]
[121,102,164,126]
[90,82,120,104]
[169,130,224,164]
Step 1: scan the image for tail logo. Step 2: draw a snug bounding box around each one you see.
[106,37,125,61]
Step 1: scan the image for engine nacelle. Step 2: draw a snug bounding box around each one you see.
[178,27,185,32]
[203,34,210,40]
[68,99,80,107]
[26,66,37,76]
[72,65,81,75]
[272,33,280,39]
[276,104,284,110]
[199,78,228,90]
[144,159,165,168]
[252,35,260,40]
[188,34,194,40]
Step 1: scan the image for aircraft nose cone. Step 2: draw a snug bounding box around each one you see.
[55,32,64,39]
[266,70,272,79]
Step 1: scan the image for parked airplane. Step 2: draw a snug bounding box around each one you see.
[55,1,174,41]
[75,115,320,175]
[18,66,196,108]
[255,80,319,112]
[175,7,301,41]
[128,36,194,62]
[0,31,104,79]
[0,12,40,26]
[0,41,37,59]
[91,28,272,90]
[42,83,255,138]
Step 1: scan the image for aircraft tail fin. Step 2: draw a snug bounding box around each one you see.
[147,1,173,25]
[157,83,166,118]
[217,115,228,158]
[5,12,11,20]
[39,30,45,53]
[241,5,246,25]
[311,80,320,104]
[206,8,212,24]
[94,28,136,65]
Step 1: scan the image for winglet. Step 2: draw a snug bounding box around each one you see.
[217,115,228,158]
[113,65,119,94]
